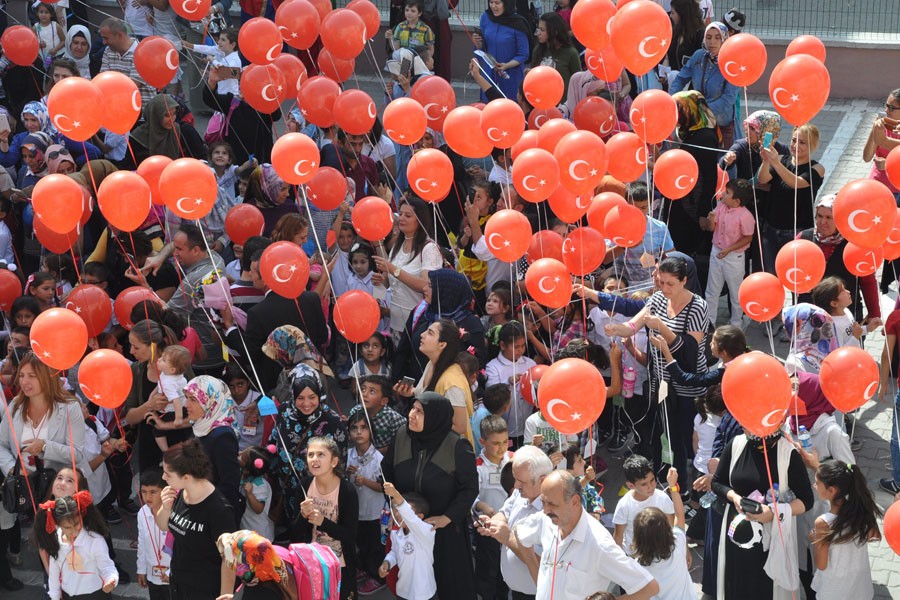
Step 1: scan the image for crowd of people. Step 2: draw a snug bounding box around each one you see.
[0,0,897,599]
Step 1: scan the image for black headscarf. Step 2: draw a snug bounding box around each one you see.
[409,392,454,454]
[485,0,533,41]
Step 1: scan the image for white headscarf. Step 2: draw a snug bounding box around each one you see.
[64,25,91,78]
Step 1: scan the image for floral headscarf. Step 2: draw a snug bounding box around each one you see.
[674,90,717,138]
[21,132,52,177]
[782,303,838,374]
[218,530,288,586]
[743,110,782,151]
[262,325,333,376]
[21,101,57,137]
[183,375,238,437]
[812,194,842,245]
[257,164,285,208]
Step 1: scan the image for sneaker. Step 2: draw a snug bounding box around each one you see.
[6,550,22,566]
[105,507,123,525]
[608,430,634,454]
[596,428,613,447]
[850,438,862,452]
[358,578,386,596]
[880,478,900,494]
[118,499,141,516]
[1,578,24,591]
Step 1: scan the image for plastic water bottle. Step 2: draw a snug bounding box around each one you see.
[699,491,717,509]
[622,366,636,399]
[797,425,813,452]
[765,484,796,504]
[765,484,780,504]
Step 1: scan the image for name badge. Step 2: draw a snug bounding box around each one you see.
[242,426,257,436]
[152,565,167,579]
[489,473,501,486]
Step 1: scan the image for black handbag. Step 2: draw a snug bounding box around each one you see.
[1,455,56,514]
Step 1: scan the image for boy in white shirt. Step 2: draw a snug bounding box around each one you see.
[613,455,675,555]
[183,28,241,96]
[485,322,536,448]
[347,412,386,595]
[136,468,171,600]
[473,415,513,600]
[379,483,436,600]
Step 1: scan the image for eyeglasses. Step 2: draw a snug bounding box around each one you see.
[885,104,900,113]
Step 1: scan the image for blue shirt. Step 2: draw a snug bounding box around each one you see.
[613,217,675,289]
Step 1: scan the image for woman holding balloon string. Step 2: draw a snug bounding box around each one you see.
[472,0,532,103]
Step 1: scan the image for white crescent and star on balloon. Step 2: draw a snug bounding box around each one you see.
[771,87,800,109]
[545,398,581,423]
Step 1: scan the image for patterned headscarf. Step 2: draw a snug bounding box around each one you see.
[702,22,729,56]
[183,375,238,437]
[262,325,333,376]
[21,101,57,137]
[673,90,717,138]
[257,164,285,208]
[218,530,287,585]
[782,303,838,374]
[288,363,325,402]
[743,110,782,151]
[21,132,52,177]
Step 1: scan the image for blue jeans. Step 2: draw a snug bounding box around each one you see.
[761,223,798,275]
[892,388,900,483]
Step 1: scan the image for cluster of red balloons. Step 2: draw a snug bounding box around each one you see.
[47,74,140,143]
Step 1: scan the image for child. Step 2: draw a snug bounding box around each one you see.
[345,243,391,333]
[481,288,512,331]
[348,331,392,380]
[0,197,14,268]
[33,3,64,67]
[298,437,359,600]
[471,383,511,455]
[26,272,57,311]
[631,467,694,600]
[43,253,77,298]
[136,468,171,600]
[704,178,755,326]
[79,400,125,524]
[455,181,497,306]
[183,29,241,96]
[240,445,275,541]
[565,445,604,518]
[473,415,513,600]
[811,276,878,348]
[226,363,263,450]
[152,345,191,452]
[379,482,436,600]
[36,492,118,600]
[385,0,434,56]
[613,455,675,555]
[488,147,512,186]
[346,412,386,595]
[810,460,882,600]
[486,322,537,449]
[206,142,256,255]
[651,324,747,389]
[523,406,578,471]
[554,0,574,24]
[347,375,407,453]
[693,384,727,493]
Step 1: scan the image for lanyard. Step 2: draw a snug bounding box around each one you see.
[142,509,165,566]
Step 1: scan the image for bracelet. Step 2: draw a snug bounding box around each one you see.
[627,321,636,334]
[669,484,680,493]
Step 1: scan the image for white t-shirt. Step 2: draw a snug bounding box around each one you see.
[523,413,578,471]
[643,528,694,600]
[233,390,263,451]
[388,241,442,332]
[613,489,675,555]
[832,308,860,348]
[241,477,274,541]
[693,412,722,474]
[157,372,187,411]
[348,445,385,521]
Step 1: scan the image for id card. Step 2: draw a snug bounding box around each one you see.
[242,426,257,436]
[489,473,501,486]
[152,565,167,579]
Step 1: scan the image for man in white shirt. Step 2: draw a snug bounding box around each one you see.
[508,471,659,600]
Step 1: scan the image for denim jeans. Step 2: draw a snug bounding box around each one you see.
[892,388,900,483]
[761,223,799,275]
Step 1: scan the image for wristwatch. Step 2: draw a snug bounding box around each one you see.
[392,267,401,278]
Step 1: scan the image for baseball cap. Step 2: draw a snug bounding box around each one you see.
[723,8,746,32]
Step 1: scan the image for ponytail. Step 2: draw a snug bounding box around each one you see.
[816,460,882,546]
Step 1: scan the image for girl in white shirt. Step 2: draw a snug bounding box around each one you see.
[239,446,275,541]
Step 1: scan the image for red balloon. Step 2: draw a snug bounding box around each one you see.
[527,230,564,264]
[604,204,647,248]
[320,8,366,59]
[260,241,311,298]
[786,35,826,64]
[298,76,341,127]
[225,204,265,245]
[480,99,525,149]
[92,71,141,134]
[32,174,84,234]
[722,351,792,437]
[317,48,355,83]
[653,149,698,200]
[272,132,320,185]
[572,97,618,139]
[548,186,592,224]
[273,53,308,98]
[511,129,540,161]
[410,76,457,132]
[334,89,376,136]
[885,501,900,555]
[775,239,826,293]
[30,307,88,370]
[586,191,626,235]
[484,210,532,262]
[137,155,173,205]
[352,196,394,241]
[159,158,217,220]
[170,0,210,20]
[275,0,321,50]
[819,347,879,412]
[0,271,21,311]
[610,0,672,76]
[34,220,79,254]
[134,36,178,89]
[555,131,608,194]
[843,242,883,277]
[537,358,607,435]
[585,46,624,83]
[718,33,768,87]
[738,272,784,323]
[1,26,39,66]
[570,0,616,52]
[240,64,287,113]
[834,179,896,249]
[78,349,133,409]
[887,146,900,190]
[239,17,282,64]
[606,132,648,182]
[528,107,563,131]
[308,0,331,20]
[884,208,900,261]
[715,165,729,198]
[444,106,493,158]
[523,67,564,110]
[334,290,381,343]
[768,55,830,127]
[630,89,677,144]
[115,287,163,330]
[383,98,427,145]
[563,227,606,276]
[513,148,560,203]
[47,77,103,142]
[526,258,572,309]
[347,0,381,39]
[406,149,453,202]
[306,166,348,210]
[65,284,112,338]
[97,171,152,232]
[519,364,548,408]
[537,118,577,153]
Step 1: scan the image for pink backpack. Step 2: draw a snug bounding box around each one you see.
[204,97,240,144]
[282,543,342,600]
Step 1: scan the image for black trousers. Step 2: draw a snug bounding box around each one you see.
[62,590,111,599]
[357,519,384,580]
[511,592,536,600]
[147,581,169,600]
[0,524,13,584]
[474,534,508,600]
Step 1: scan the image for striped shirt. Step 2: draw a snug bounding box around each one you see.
[100,39,157,105]
[646,291,709,398]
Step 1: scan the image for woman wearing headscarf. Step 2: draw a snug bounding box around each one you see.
[782,303,839,374]
[472,0,532,102]
[16,131,51,190]
[261,324,333,421]
[382,392,478,599]
[669,22,739,149]
[268,364,348,527]
[64,25,91,78]
[45,144,75,175]
[127,94,205,166]
[721,110,789,181]
[0,101,100,173]
[244,164,295,236]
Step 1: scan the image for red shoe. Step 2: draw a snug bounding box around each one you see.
[358,577,386,596]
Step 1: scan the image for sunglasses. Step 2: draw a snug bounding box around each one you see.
[48,148,71,160]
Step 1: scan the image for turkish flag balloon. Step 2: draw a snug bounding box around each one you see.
[512,130,540,161]
[273,52,308,98]
[79,349,133,409]
[548,186,592,224]
[309,0,331,20]
[833,179,896,249]
[653,149,698,200]
[480,99,525,149]
[572,97,617,139]
[272,132,320,185]
[347,0,381,39]
[115,287,163,330]
[884,502,900,555]
[586,191,626,235]
[410,75,456,131]
[239,17,283,64]
[0,271,21,311]
[97,171,152,232]
[722,351,792,437]
[334,89,377,136]
[528,107,563,131]
[563,227,606,276]
[383,98,427,145]
[334,290,381,343]
[30,308,88,370]
[630,89,678,144]
[786,35,826,64]
[65,284,112,338]
[406,149,453,202]
[137,155,173,205]
[240,64,287,113]
[527,230,564,264]
[352,196,394,242]
[275,0,321,50]
[1,26,40,66]
[605,132,648,182]
[298,76,341,127]
[604,204,647,248]
[585,46,625,83]
[537,358,607,435]
[320,8,366,59]
[819,347,879,412]
[554,131,608,194]
[523,66,564,110]
[525,258,572,308]
[775,239,826,293]
[512,148,560,203]
[843,242,883,278]
[260,241,311,298]
[225,204,266,246]
[537,118,577,154]
[884,208,900,261]
[307,166,348,211]
[34,220,80,254]
[519,364,548,408]
[768,54,830,126]
[92,71,141,134]
[47,77,103,142]
[718,33,767,87]
[444,106,493,158]
[170,0,211,21]
[738,272,784,323]
[159,158,217,220]
[610,0,672,76]
[318,51,357,82]
[32,175,84,234]
[886,145,900,190]
[570,0,616,51]
[134,36,179,89]
[484,210,532,262]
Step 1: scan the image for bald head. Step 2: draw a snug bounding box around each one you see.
[541,471,583,535]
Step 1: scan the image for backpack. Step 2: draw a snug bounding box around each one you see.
[285,543,342,600]
[204,97,240,144]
